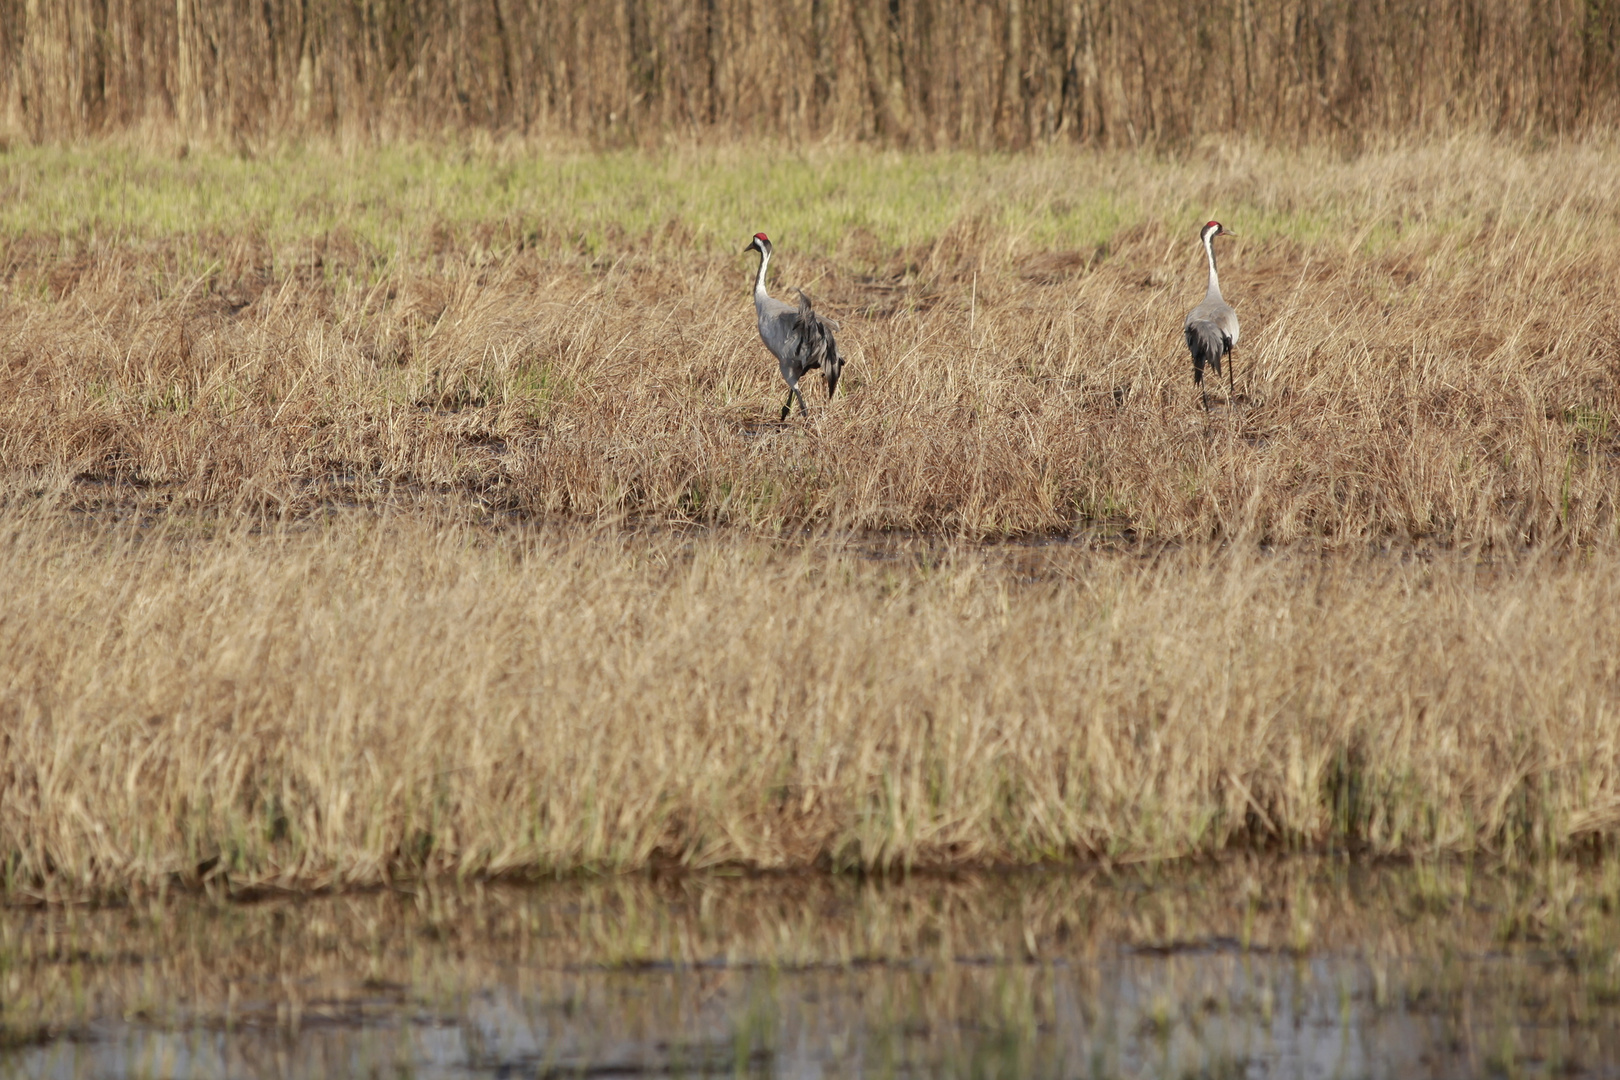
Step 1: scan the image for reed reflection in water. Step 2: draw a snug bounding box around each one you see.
[6,859,1620,1078]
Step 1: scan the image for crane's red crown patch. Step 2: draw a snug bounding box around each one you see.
[755,233,770,241]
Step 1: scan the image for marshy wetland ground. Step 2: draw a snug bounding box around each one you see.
[4,134,1620,1076]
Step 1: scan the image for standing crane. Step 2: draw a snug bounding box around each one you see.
[743,233,844,420]
[1183,221,1240,411]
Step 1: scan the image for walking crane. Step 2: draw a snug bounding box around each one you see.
[743,233,844,420]
[1183,221,1240,411]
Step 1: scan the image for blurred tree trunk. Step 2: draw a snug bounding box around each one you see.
[853,0,911,142]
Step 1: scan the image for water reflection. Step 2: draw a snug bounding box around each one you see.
[5,859,1620,1077]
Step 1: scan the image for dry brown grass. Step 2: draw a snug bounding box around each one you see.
[3,138,1619,546]
[3,136,1620,897]
[2,511,1619,896]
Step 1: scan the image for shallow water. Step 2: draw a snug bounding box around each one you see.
[6,860,1620,1078]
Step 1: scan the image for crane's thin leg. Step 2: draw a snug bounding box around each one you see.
[781,388,795,421]
[1227,350,1236,405]
[795,386,809,417]
[1195,361,1209,412]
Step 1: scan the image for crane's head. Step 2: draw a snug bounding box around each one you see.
[743,232,773,257]
[1201,221,1235,243]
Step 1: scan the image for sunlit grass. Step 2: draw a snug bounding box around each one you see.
[0,511,1617,896]
[8,136,1614,269]
[0,142,1126,260]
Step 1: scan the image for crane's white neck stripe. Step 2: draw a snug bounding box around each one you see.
[1202,232,1221,295]
[753,246,771,295]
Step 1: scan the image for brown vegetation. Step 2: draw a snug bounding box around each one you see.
[3,0,1618,147]
[3,512,1619,896]
[3,135,1620,897]
[3,142,1619,546]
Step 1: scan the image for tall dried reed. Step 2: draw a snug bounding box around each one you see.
[2,510,1618,898]
[2,0,1617,147]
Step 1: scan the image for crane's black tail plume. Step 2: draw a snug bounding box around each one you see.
[1184,321,1229,411]
[796,289,844,400]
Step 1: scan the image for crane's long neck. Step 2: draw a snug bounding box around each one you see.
[1202,232,1222,300]
[753,248,772,300]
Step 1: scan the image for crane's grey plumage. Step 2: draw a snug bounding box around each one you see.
[744,233,844,420]
[1183,220,1240,411]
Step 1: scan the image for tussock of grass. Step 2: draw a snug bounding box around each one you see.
[1,511,1617,896]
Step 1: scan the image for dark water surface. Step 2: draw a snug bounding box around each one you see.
[6,859,1620,1078]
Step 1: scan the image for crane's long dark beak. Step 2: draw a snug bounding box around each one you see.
[1221,228,1238,237]
[742,242,757,254]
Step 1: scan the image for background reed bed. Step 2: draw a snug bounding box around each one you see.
[2,0,1618,149]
